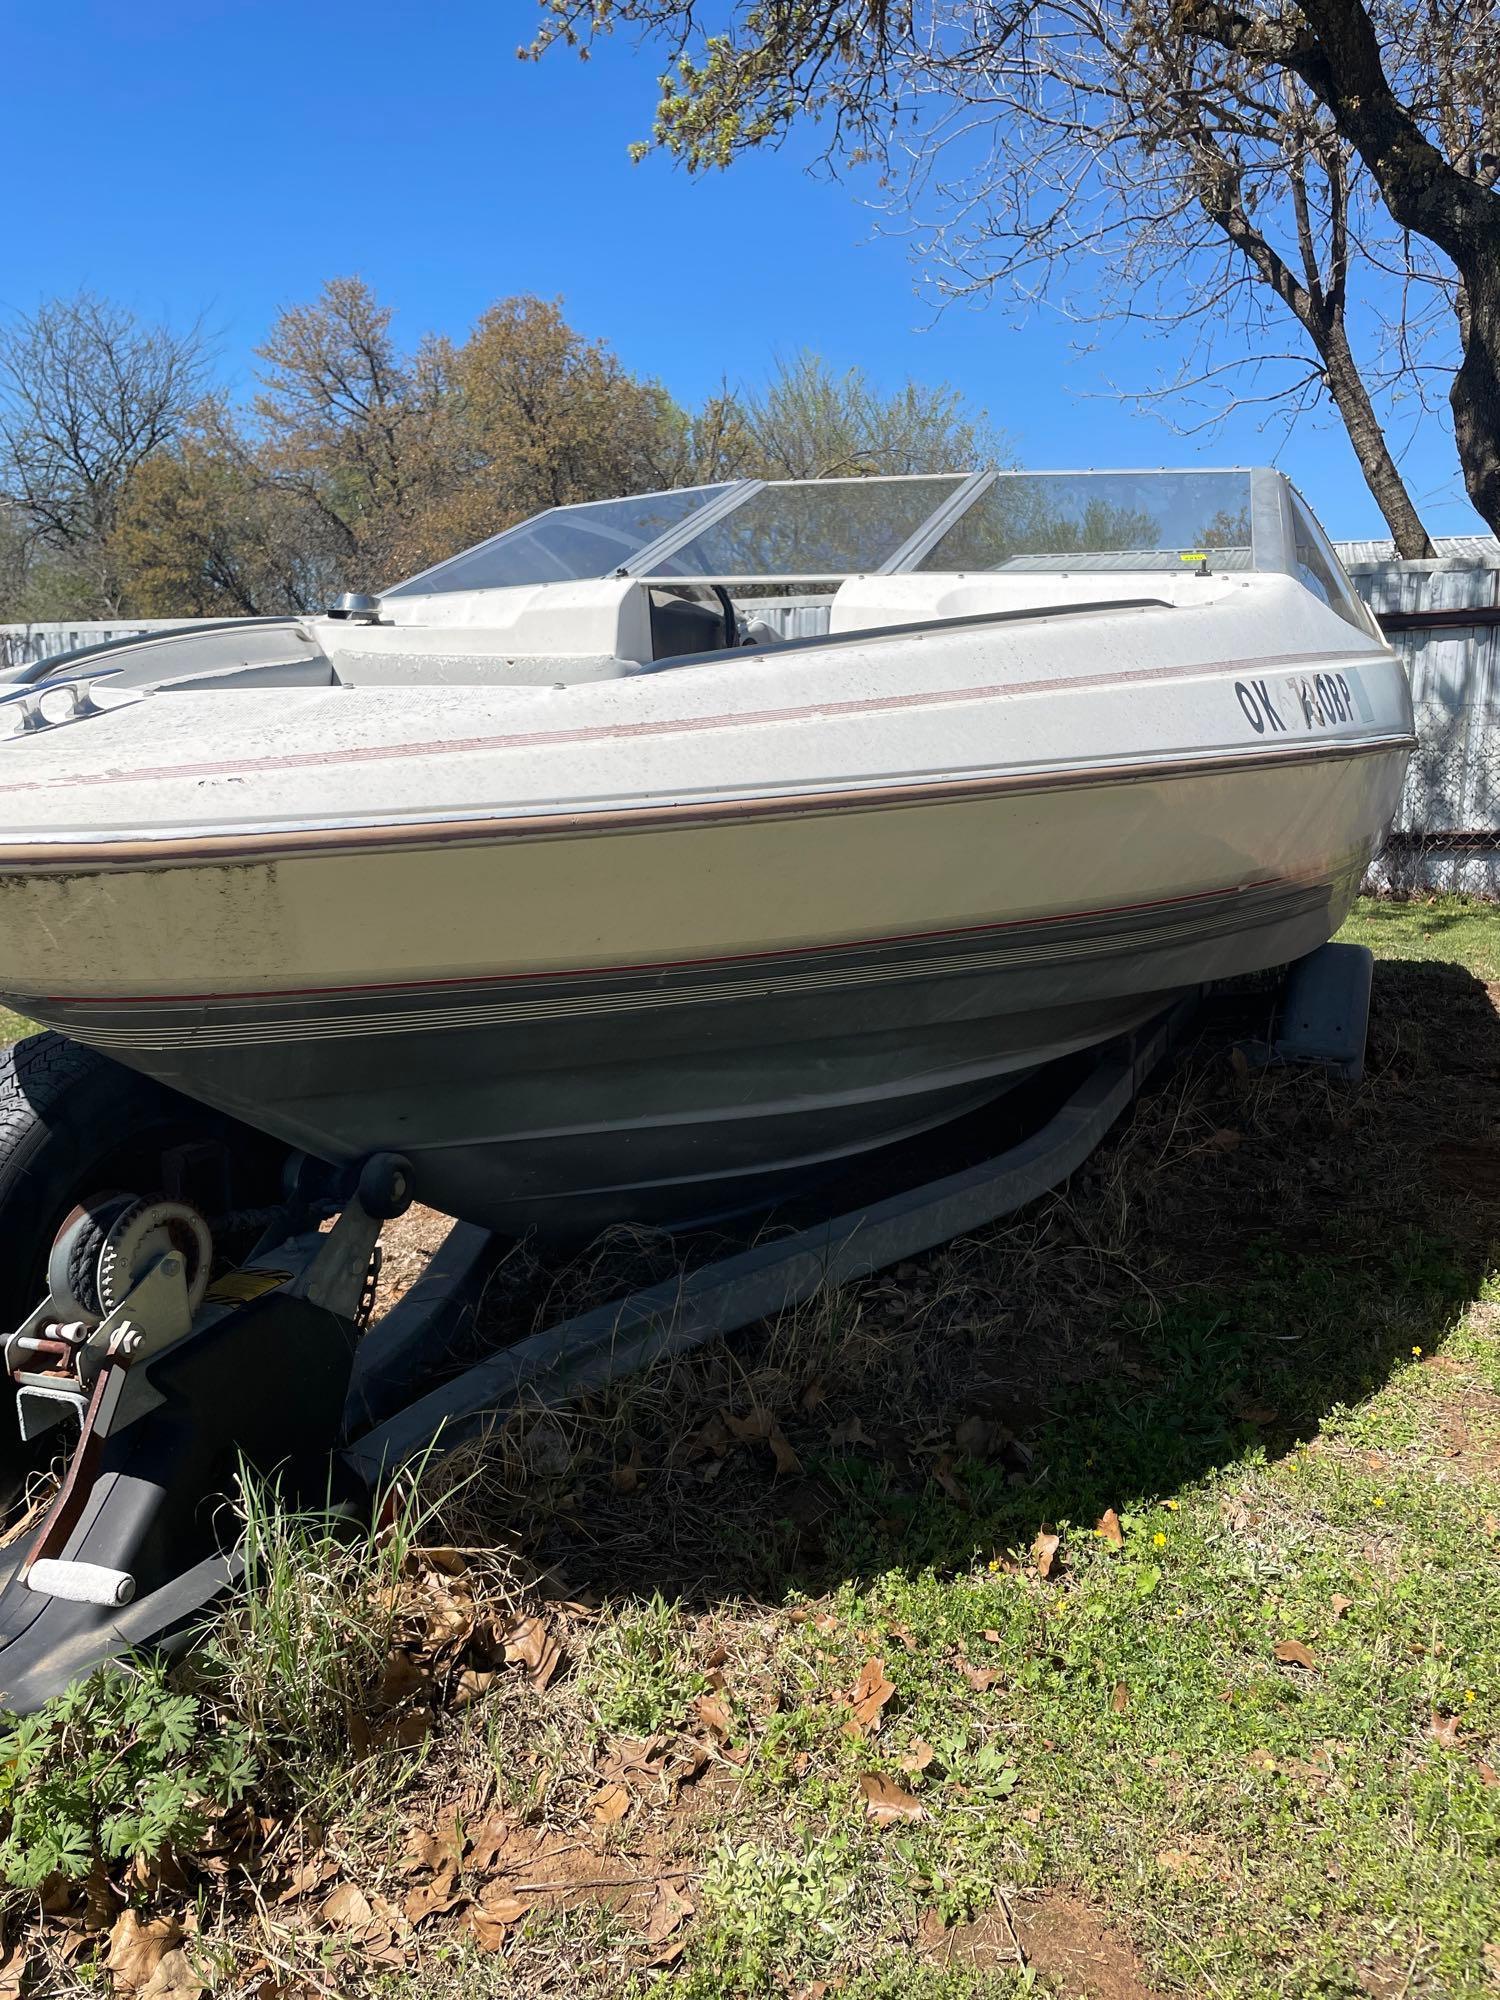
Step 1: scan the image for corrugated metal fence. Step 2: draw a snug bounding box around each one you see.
[6,549,1500,895]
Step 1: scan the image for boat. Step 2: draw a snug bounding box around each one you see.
[0,467,1414,1239]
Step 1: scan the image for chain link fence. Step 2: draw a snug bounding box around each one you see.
[1364,745,1500,896]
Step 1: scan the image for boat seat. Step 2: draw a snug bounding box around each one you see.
[648,584,737,662]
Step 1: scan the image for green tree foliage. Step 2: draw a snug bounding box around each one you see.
[715,351,1005,479]
[110,399,344,616]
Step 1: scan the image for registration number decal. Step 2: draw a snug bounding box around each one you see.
[1234,670,1355,735]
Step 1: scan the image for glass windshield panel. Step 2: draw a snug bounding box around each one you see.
[1288,491,1370,631]
[919,471,1254,573]
[385,486,730,597]
[655,475,967,578]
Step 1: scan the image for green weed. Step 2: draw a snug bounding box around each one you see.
[678,1833,862,1998]
[0,1664,254,1888]
[581,1591,708,1735]
[194,1462,440,1791]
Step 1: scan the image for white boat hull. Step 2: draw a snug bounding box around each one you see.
[1,733,1408,1235]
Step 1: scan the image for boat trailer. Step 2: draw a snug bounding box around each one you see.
[0,943,1373,1711]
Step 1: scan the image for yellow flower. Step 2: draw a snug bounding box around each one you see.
[1153,1532,1167,1548]
[1164,1500,1180,1512]
[1411,1345,1423,1358]
[1373,1496,1386,1508]
[1466,1689,1478,1704]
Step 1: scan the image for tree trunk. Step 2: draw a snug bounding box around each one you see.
[1320,319,1435,557]
[1449,260,1500,541]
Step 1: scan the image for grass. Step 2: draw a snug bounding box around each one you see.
[5,894,1500,1997]
[0,1009,32,1048]
[1341,891,1500,982]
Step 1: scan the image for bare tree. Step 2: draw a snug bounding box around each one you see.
[525,0,1478,544]
[0,291,209,611]
[876,5,1441,552]
[254,276,443,588]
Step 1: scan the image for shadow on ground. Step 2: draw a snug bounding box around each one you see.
[432,958,1500,1613]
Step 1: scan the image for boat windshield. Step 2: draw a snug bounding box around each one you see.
[915,471,1252,574]
[382,486,732,598]
[382,467,1309,596]
[657,475,968,578]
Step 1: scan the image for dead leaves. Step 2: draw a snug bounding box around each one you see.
[953,1413,1007,1458]
[319,1883,374,1929]
[843,1657,896,1738]
[828,1414,874,1451]
[402,1868,467,1926]
[498,1612,564,1691]
[396,1808,662,1956]
[0,1937,23,2000]
[467,1882,529,1951]
[859,1772,925,1824]
[696,1692,734,1742]
[594,1728,721,1819]
[1272,1639,1318,1671]
[315,1883,408,1967]
[274,1851,340,1905]
[642,1878,695,1946]
[1095,1508,1124,1549]
[591,1781,633,1826]
[105,1913,201,1998]
[350,1547,569,1758]
[1032,1529,1061,1579]
[723,1404,802,1477]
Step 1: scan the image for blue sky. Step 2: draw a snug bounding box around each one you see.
[5,0,1482,539]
